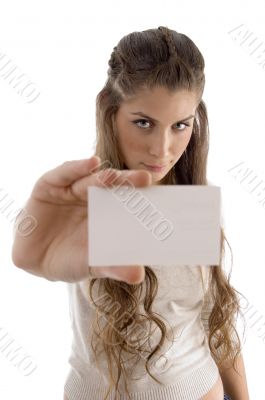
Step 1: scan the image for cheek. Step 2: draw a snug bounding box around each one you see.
[120,132,143,153]
[171,132,192,155]
[180,131,192,148]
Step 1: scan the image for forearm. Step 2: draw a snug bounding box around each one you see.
[218,353,250,400]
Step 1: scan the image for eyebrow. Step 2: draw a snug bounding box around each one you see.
[130,111,195,124]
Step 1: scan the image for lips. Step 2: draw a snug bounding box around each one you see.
[143,163,166,172]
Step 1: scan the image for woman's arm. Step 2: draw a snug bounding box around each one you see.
[218,353,250,400]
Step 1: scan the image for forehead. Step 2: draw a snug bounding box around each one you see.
[119,86,198,116]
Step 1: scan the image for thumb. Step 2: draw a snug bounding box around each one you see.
[90,265,145,284]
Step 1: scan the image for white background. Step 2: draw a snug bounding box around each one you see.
[0,0,265,398]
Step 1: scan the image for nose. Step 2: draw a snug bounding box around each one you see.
[148,130,171,158]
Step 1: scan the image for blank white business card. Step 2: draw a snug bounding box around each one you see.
[88,185,221,267]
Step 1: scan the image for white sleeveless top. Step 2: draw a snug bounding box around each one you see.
[64,264,220,400]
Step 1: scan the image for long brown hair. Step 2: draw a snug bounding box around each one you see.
[88,26,245,399]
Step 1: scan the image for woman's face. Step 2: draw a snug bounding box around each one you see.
[115,86,199,185]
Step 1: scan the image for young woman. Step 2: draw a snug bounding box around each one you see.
[12,26,250,399]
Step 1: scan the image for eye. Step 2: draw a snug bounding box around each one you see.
[175,122,190,131]
[132,119,190,132]
[132,119,151,129]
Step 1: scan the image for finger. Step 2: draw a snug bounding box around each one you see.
[90,265,146,284]
[72,168,153,201]
[96,168,153,188]
[42,156,102,187]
